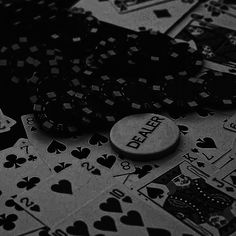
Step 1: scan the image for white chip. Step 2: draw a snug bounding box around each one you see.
[110,113,180,161]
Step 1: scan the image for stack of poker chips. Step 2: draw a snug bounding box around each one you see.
[1,0,236,136]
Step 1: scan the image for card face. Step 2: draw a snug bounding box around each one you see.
[14,162,115,229]
[76,0,199,33]
[0,200,44,236]
[224,113,236,133]
[208,158,236,199]
[50,183,195,236]
[170,2,236,73]
[177,111,236,166]
[0,148,51,235]
[0,144,48,179]
[136,161,236,236]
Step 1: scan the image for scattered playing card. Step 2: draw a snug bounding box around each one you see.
[14,161,115,228]
[170,2,236,72]
[77,0,199,32]
[110,0,171,14]
[135,161,236,236]
[0,109,27,150]
[49,183,195,236]
[224,112,236,133]
[0,148,51,235]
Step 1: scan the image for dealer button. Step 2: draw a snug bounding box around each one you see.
[110,113,180,161]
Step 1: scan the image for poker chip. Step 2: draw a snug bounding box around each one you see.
[168,42,204,76]
[47,8,100,56]
[0,45,11,80]
[112,77,162,114]
[127,30,177,76]
[110,113,180,161]
[1,0,60,36]
[91,33,141,76]
[26,70,77,104]
[196,70,236,107]
[127,31,203,78]
[33,94,80,135]
[159,72,201,112]
[8,37,43,84]
[73,88,121,127]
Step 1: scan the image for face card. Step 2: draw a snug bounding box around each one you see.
[170,2,236,73]
[208,158,236,199]
[49,183,195,236]
[14,161,115,229]
[136,161,236,236]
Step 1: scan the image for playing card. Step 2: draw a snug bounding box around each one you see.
[76,0,199,33]
[21,114,158,187]
[208,158,236,199]
[0,79,32,151]
[0,199,44,236]
[0,166,51,235]
[14,138,31,149]
[134,160,236,236]
[109,0,171,14]
[175,111,236,165]
[0,148,51,235]
[224,112,236,133]
[0,145,46,179]
[0,161,51,201]
[169,2,236,73]
[14,161,115,229]
[0,109,17,134]
[21,114,89,170]
[49,183,195,236]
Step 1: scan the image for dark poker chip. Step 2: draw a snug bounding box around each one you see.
[91,33,140,76]
[73,68,101,89]
[159,71,201,112]
[33,94,80,135]
[127,33,204,78]
[112,77,162,114]
[9,38,43,84]
[26,71,74,104]
[196,70,236,108]
[74,89,121,127]
[47,8,100,56]
[89,74,129,117]
[127,30,175,76]
[168,42,204,76]
[0,45,11,81]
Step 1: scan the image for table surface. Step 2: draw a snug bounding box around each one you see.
[0,0,236,236]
